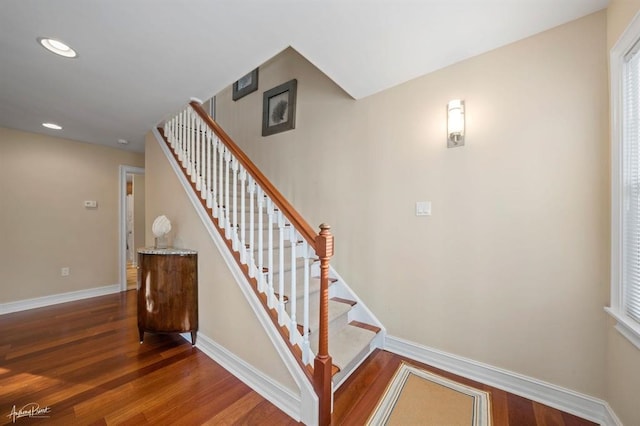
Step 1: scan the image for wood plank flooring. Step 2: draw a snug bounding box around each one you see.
[332,349,598,425]
[0,291,298,425]
[0,291,598,425]
[126,262,137,290]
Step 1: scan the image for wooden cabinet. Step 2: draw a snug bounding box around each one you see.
[137,248,198,345]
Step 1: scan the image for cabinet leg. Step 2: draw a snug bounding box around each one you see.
[190,331,197,346]
[138,328,144,343]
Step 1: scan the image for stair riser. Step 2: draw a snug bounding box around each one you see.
[245,228,299,249]
[307,312,350,341]
[279,272,333,301]
[309,311,349,341]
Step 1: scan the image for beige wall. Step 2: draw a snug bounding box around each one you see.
[144,133,298,392]
[0,127,144,302]
[216,12,609,398]
[606,2,640,425]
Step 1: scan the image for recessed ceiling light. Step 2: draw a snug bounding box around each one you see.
[117,139,129,145]
[42,122,62,130]
[37,37,78,58]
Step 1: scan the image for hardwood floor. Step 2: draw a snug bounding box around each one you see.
[0,291,598,425]
[332,350,598,426]
[126,262,137,290]
[0,291,298,425]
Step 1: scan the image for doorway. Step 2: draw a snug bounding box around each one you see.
[119,165,145,291]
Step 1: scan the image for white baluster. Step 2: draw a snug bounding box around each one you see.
[211,135,218,218]
[257,187,265,291]
[185,109,191,175]
[267,198,275,309]
[173,113,178,157]
[289,228,298,344]
[224,149,231,239]
[218,143,225,226]
[239,168,247,263]
[200,117,205,192]
[164,121,170,147]
[170,117,176,148]
[173,113,178,159]
[178,111,185,164]
[185,109,189,168]
[190,109,196,181]
[278,211,286,324]
[248,176,256,278]
[167,119,174,148]
[176,112,181,160]
[163,121,169,144]
[302,240,311,364]
[189,110,192,170]
[201,125,208,202]
[200,119,206,198]
[231,157,239,251]
[185,110,189,166]
[205,128,212,207]
[187,108,192,178]
[195,115,202,190]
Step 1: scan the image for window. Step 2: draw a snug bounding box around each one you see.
[609,13,640,350]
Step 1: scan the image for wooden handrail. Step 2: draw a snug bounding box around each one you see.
[189,101,318,250]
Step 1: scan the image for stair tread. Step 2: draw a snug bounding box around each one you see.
[349,320,382,334]
[310,324,377,370]
[331,297,356,307]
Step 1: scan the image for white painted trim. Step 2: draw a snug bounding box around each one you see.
[118,165,145,292]
[609,8,640,353]
[151,127,318,426]
[192,332,302,422]
[602,402,624,426]
[606,307,640,350]
[0,284,120,315]
[385,336,622,426]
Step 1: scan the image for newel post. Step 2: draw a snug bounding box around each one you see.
[314,223,334,426]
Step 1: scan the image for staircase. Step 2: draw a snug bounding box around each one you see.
[156,101,385,425]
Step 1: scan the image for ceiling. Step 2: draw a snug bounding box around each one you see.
[0,0,609,153]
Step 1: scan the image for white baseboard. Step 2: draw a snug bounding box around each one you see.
[190,332,302,422]
[385,336,621,426]
[0,284,121,315]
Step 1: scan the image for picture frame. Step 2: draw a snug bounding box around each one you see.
[262,79,297,136]
[232,68,259,101]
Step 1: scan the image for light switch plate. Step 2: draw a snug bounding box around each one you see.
[416,201,431,216]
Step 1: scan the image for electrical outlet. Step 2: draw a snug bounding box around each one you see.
[61,267,70,276]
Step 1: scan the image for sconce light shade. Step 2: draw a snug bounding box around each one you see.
[447,99,465,148]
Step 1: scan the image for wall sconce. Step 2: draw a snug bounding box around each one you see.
[447,99,465,148]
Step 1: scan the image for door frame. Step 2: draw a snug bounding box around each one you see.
[119,165,145,291]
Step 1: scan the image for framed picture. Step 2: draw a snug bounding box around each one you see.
[232,68,259,101]
[262,79,297,136]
